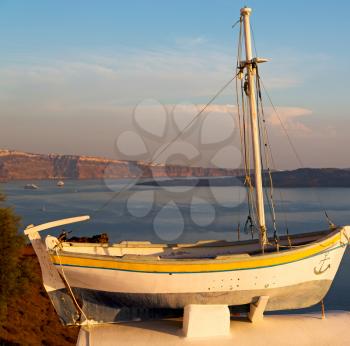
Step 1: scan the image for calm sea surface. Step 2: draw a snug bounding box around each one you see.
[1,179,350,312]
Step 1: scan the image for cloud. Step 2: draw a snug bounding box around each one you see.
[190,105,314,138]
[0,41,308,119]
[261,76,301,89]
[0,48,228,115]
[265,106,313,133]
[175,36,208,46]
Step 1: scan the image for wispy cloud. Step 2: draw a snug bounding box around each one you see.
[265,106,313,133]
[175,36,208,47]
[0,42,308,118]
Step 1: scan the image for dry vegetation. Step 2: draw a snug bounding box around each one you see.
[0,194,78,345]
[0,246,79,346]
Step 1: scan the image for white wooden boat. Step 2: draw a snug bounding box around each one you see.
[25,216,350,325]
[57,180,64,187]
[25,7,350,326]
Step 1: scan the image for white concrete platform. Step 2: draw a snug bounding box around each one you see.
[77,311,350,346]
[182,304,230,337]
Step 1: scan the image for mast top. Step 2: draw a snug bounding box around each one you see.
[240,7,252,16]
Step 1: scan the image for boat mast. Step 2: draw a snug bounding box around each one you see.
[240,7,267,248]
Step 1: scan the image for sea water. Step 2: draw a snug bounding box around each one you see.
[1,179,350,312]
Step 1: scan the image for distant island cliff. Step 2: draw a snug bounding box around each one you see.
[138,168,350,188]
[1,149,349,187]
[0,149,240,181]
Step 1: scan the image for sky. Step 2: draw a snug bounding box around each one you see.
[0,0,350,169]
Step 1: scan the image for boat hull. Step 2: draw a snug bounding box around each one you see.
[49,278,332,312]
[47,278,334,323]
[46,229,349,323]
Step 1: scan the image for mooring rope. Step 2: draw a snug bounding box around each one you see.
[54,247,90,325]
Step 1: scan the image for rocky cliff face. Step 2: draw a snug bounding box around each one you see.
[0,149,240,181]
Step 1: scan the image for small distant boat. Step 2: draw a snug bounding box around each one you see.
[57,180,64,187]
[24,183,39,190]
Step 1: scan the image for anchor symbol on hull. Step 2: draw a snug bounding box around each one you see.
[314,253,331,275]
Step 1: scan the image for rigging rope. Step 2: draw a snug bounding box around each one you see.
[259,78,331,224]
[249,21,284,245]
[249,21,330,239]
[54,247,90,325]
[92,15,330,245]
[94,72,241,213]
[249,22,292,241]
[260,80,305,168]
[255,65,280,249]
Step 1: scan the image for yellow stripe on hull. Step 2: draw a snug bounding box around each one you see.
[51,231,342,273]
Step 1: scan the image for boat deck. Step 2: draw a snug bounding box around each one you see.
[57,229,333,260]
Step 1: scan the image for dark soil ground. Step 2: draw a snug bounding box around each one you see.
[0,246,79,346]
